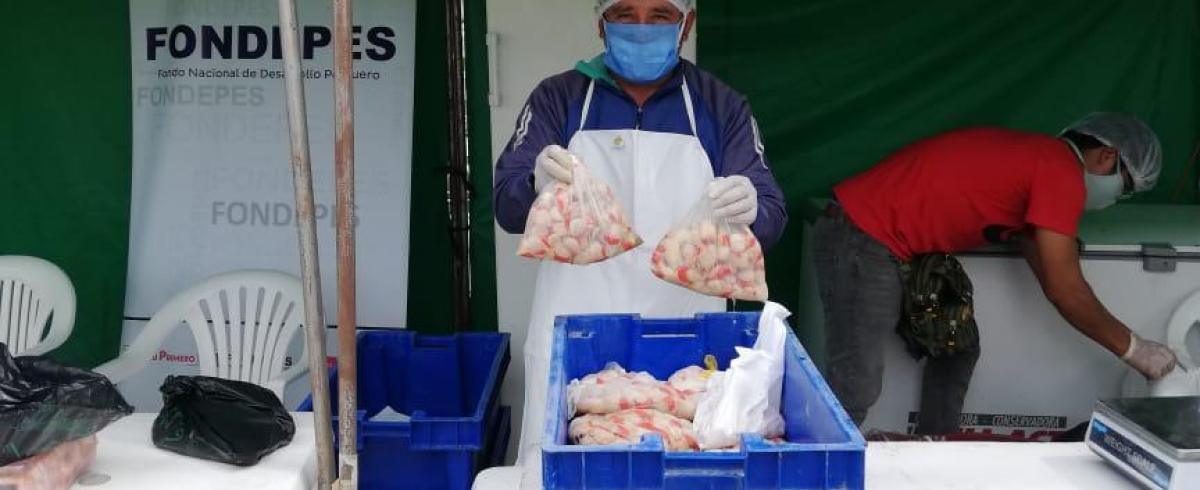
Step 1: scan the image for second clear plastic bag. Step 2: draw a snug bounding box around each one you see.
[517,161,642,265]
[567,363,692,419]
[569,408,699,452]
[0,436,97,490]
[651,195,767,301]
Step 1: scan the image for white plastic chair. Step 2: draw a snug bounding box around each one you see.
[95,270,309,399]
[0,255,76,356]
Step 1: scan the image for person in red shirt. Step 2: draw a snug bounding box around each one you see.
[816,112,1177,434]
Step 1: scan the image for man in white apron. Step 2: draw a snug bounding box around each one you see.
[492,1,787,487]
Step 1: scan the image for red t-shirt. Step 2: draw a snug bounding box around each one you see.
[834,128,1085,261]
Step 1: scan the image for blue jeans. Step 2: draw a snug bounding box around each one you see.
[813,210,979,435]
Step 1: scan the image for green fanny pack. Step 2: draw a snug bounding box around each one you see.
[896,253,980,360]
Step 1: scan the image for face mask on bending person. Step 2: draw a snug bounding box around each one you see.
[1059,113,1161,210]
[1082,165,1126,210]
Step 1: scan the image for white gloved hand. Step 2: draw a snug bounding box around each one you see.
[1123,333,1179,380]
[534,144,577,192]
[708,175,758,225]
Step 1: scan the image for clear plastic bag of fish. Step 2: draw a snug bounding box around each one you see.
[517,161,642,265]
[651,197,767,300]
[569,408,698,452]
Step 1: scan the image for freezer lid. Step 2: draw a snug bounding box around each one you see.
[805,199,1200,255]
[1077,204,1200,250]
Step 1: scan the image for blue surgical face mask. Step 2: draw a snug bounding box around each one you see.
[602,21,683,84]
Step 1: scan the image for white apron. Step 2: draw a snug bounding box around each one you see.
[516,79,726,488]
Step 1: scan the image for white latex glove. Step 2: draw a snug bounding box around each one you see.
[708,175,758,225]
[534,144,577,192]
[1123,333,1179,380]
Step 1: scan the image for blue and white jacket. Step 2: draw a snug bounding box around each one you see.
[493,56,787,249]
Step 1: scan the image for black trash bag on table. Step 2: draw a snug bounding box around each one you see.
[0,343,133,466]
[152,375,295,466]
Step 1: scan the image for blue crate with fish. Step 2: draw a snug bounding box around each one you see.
[543,312,864,489]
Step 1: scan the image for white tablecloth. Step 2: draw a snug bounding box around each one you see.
[473,443,1139,490]
[81,412,317,490]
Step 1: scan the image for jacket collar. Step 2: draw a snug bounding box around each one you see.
[574,54,688,100]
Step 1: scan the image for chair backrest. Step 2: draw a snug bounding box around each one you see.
[0,256,76,356]
[149,269,308,389]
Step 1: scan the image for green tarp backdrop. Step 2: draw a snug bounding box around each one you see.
[2,1,1196,367]
[406,0,498,334]
[699,0,1200,318]
[1,2,132,368]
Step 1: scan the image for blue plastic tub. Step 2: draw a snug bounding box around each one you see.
[543,313,865,490]
[300,330,511,490]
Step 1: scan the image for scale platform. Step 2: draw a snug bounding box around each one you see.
[1087,397,1200,490]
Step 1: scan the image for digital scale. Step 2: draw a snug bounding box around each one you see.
[1087,397,1200,490]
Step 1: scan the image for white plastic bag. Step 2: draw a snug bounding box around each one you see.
[650,196,767,301]
[692,302,790,450]
[517,161,642,264]
[1148,365,1200,397]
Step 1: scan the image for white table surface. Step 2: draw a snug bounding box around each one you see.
[867,442,1138,489]
[473,466,523,490]
[80,412,317,490]
[473,442,1140,490]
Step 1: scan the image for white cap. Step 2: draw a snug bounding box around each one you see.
[1061,112,1162,193]
[595,0,694,17]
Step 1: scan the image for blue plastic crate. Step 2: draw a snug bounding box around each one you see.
[543,313,865,490]
[300,330,511,490]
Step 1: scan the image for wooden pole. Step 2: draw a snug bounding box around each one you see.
[275,0,336,487]
[332,0,359,487]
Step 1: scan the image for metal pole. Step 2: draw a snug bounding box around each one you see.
[332,0,359,488]
[275,0,336,487]
[445,0,472,331]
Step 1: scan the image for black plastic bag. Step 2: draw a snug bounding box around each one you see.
[152,375,295,466]
[896,254,980,360]
[0,343,133,466]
